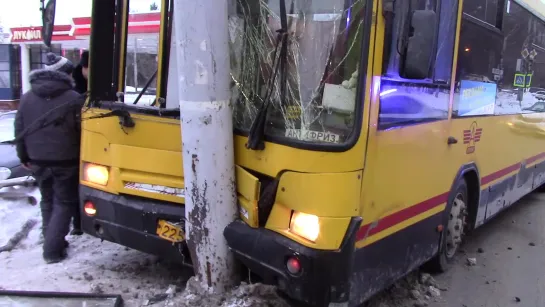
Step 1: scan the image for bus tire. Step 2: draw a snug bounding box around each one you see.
[427,178,469,273]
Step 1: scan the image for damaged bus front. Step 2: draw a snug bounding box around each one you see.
[79,0,191,264]
[224,0,371,305]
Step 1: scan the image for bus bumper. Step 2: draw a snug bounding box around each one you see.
[79,185,189,263]
[223,218,361,307]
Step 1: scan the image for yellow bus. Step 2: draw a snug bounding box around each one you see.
[79,0,545,306]
[79,0,191,263]
[223,0,545,305]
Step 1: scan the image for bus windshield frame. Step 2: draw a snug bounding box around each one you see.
[228,0,373,152]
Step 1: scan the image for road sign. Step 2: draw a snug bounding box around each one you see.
[513,73,532,88]
[522,48,529,59]
[530,49,538,60]
[514,73,526,87]
[525,73,533,88]
[492,68,504,75]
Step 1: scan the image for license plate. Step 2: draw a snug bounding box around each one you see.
[156,220,185,243]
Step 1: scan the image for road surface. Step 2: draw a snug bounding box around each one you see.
[429,192,545,307]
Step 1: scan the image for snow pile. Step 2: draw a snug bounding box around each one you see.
[161,278,289,307]
[0,187,431,307]
[0,188,290,307]
[366,271,444,307]
[495,91,538,115]
[164,271,442,307]
[0,187,41,247]
[0,188,189,306]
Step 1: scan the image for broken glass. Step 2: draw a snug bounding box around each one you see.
[228,0,366,145]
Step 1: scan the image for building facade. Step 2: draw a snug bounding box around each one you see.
[6,11,161,106]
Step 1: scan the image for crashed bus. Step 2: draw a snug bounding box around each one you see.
[79,0,545,306]
[79,0,189,262]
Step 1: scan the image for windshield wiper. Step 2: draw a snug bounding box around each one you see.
[246,0,292,150]
[86,109,135,128]
[134,70,157,105]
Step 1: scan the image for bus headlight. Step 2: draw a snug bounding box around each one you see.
[83,163,109,186]
[289,211,320,242]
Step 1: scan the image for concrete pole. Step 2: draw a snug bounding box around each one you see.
[20,44,31,93]
[172,0,239,293]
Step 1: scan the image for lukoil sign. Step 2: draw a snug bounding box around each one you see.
[11,28,42,42]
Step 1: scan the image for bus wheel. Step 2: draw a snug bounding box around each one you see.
[428,179,468,272]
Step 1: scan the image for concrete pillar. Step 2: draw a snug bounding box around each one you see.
[20,44,31,93]
[173,0,239,293]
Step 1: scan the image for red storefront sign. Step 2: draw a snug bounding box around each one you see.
[72,12,160,37]
[11,28,42,42]
[10,12,161,43]
[10,25,74,43]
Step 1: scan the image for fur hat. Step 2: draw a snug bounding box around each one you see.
[45,52,74,75]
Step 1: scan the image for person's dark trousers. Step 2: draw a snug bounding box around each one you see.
[72,202,82,232]
[33,164,79,261]
[36,169,54,238]
[35,167,81,238]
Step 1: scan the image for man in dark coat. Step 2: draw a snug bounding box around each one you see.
[73,50,89,94]
[15,53,84,263]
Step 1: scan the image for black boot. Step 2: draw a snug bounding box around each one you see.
[44,249,67,264]
[70,228,83,236]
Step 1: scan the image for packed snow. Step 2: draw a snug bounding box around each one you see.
[0,186,290,306]
[0,185,443,307]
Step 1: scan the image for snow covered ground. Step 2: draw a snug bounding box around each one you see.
[494,91,538,115]
[0,187,290,307]
[0,186,441,307]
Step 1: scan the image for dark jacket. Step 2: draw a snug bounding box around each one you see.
[72,65,87,94]
[14,69,84,166]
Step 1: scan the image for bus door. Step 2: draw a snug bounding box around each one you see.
[357,0,460,290]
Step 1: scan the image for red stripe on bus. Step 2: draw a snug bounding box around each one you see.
[480,152,545,185]
[355,192,448,241]
[481,163,520,185]
[355,152,545,243]
[526,152,545,165]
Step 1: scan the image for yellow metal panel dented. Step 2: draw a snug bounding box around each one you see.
[275,171,362,217]
[265,202,351,250]
[237,196,259,228]
[109,144,183,177]
[235,166,261,227]
[264,170,363,250]
[235,166,261,202]
[82,109,181,151]
[80,108,184,203]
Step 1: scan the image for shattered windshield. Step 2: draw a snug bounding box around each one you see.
[228,0,366,145]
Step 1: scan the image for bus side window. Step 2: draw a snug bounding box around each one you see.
[455,0,545,116]
[463,0,501,28]
[378,0,458,130]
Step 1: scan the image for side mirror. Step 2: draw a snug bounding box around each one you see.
[41,0,56,48]
[400,10,437,79]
